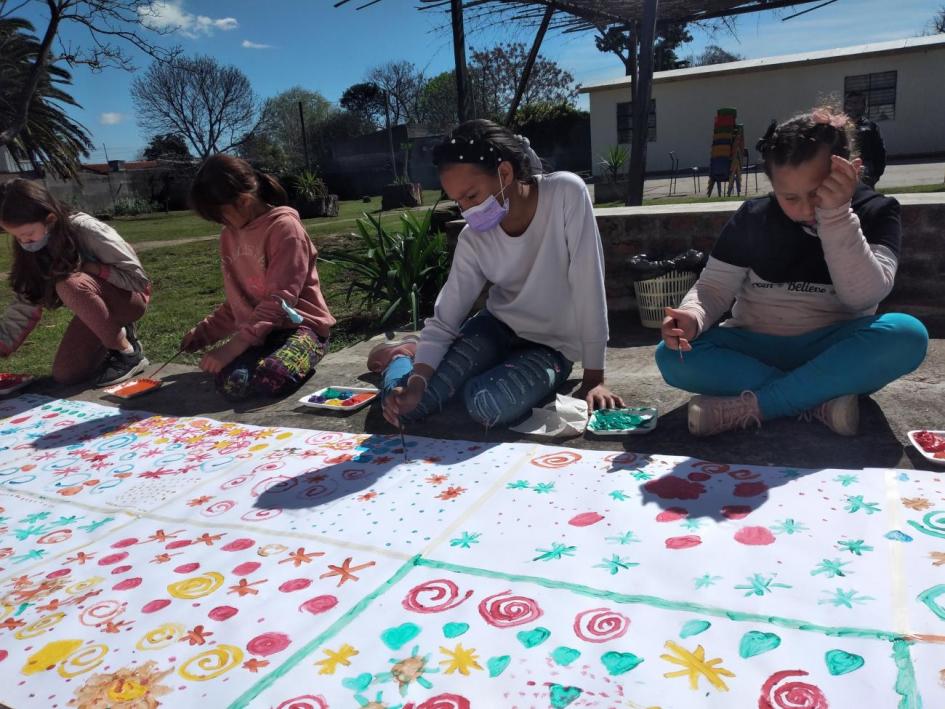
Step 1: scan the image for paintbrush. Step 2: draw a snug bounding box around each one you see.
[399,419,409,464]
[147,349,184,380]
[675,319,685,363]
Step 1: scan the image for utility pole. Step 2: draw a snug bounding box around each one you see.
[298,101,310,172]
[450,0,468,122]
[626,0,659,206]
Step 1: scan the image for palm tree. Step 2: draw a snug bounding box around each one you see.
[0,17,92,179]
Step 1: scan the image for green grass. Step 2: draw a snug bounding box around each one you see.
[884,182,945,194]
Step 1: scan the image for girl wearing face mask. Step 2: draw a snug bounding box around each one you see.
[656,106,928,437]
[182,154,334,401]
[373,119,623,430]
[0,179,151,386]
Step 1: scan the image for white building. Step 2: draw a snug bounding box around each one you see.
[580,34,945,176]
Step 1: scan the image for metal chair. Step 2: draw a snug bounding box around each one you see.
[668,151,679,196]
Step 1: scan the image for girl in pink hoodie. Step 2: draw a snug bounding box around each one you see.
[183,155,335,400]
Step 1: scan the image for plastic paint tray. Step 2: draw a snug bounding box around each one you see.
[103,378,163,400]
[907,430,945,466]
[586,407,658,436]
[0,373,34,397]
[299,386,378,412]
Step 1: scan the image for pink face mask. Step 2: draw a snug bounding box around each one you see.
[461,172,509,232]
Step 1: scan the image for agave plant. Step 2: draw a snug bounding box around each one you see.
[322,206,449,331]
[599,145,630,183]
[291,170,328,201]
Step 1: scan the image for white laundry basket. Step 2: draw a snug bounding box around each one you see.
[633,270,698,328]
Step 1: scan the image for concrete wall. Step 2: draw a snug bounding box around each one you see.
[587,42,945,176]
[43,170,192,215]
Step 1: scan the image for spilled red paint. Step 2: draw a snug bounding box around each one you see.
[644,477,706,500]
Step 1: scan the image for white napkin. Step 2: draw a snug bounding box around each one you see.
[509,394,589,438]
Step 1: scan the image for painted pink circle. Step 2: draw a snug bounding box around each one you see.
[687,472,711,482]
[246,632,291,657]
[734,482,768,498]
[665,535,702,549]
[46,568,71,579]
[174,562,200,574]
[97,552,129,566]
[111,565,133,575]
[221,538,255,552]
[113,577,142,591]
[165,540,191,550]
[232,561,261,576]
[209,606,239,621]
[0,650,7,663]
[568,512,604,527]
[656,507,688,522]
[111,537,138,548]
[299,595,338,615]
[721,505,753,520]
[735,526,776,545]
[142,599,171,613]
[279,578,312,593]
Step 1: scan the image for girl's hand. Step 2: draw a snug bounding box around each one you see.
[661,307,698,351]
[199,338,248,375]
[80,261,102,278]
[180,328,203,353]
[382,377,426,427]
[577,383,624,411]
[816,155,863,211]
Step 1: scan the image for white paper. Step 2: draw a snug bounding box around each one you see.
[509,393,588,437]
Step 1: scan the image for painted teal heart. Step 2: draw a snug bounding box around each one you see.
[739,630,782,658]
[600,651,644,676]
[680,620,711,638]
[549,684,583,708]
[443,622,469,639]
[551,646,581,666]
[381,622,421,650]
[517,626,551,649]
[486,655,511,678]
[341,672,372,691]
[825,649,865,675]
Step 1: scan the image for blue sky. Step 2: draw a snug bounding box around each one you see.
[19,0,942,161]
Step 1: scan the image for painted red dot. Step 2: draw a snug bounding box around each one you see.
[111,538,138,548]
[0,650,7,662]
[232,561,261,576]
[98,552,129,566]
[299,595,338,615]
[665,535,702,549]
[278,578,312,593]
[656,507,688,522]
[568,512,604,527]
[721,505,753,520]
[735,526,776,545]
[46,569,71,579]
[113,577,142,591]
[687,472,711,482]
[734,482,768,498]
[165,540,191,550]
[246,632,291,657]
[142,599,171,614]
[221,538,255,552]
[209,606,238,621]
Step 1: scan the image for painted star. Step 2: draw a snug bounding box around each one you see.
[228,578,267,597]
[594,554,639,575]
[819,588,874,609]
[315,644,359,675]
[280,547,326,567]
[836,539,874,556]
[606,530,641,545]
[845,495,880,515]
[532,543,577,562]
[811,558,851,578]
[693,574,722,589]
[320,558,376,586]
[439,643,483,675]
[449,532,481,549]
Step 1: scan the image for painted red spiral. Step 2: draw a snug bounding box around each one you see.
[402,579,473,614]
[572,607,630,643]
[202,500,235,516]
[759,670,829,709]
[530,451,582,469]
[407,694,472,709]
[275,696,328,709]
[477,590,543,628]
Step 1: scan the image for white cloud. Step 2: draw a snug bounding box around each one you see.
[138,1,238,39]
[99,112,124,125]
[241,40,272,50]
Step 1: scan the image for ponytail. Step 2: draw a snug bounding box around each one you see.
[190,154,288,223]
[757,106,857,178]
[253,170,288,207]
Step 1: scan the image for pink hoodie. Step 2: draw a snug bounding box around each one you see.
[193,206,335,348]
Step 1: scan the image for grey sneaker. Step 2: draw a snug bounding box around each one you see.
[96,328,149,387]
[688,391,763,437]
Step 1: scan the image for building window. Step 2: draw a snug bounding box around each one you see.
[616,100,656,144]
[844,71,897,121]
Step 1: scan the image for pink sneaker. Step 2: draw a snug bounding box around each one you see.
[367,335,419,373]
[800,394,859,436]
[688,391,763,437]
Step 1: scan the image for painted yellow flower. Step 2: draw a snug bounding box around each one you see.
[69,660,173,708]
[661,641,734,692]
[439,643,483,676]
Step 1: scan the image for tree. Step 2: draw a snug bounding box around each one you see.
[0,16,92,178]
[131,55,257,160]
[421,71,458,130]
[0,0,178,154]
[926,6,945,34]
[142,133,191,161]
[366,61,427,125]
[594,21,693,75]
[467,42,578,122]
[339,82,385,130]
[595,25,636,77]
[690,45,743,66]
[237,132,289,174]
[308,110,376,170]
[253,87,333,171]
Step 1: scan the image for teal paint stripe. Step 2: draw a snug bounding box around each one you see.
[892,639,923,709]
[228,555,419,709]
[416,557,907,643]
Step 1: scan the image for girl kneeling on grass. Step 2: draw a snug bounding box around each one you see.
[182,155,335,401]
[373,119,623,429]
[656,106,928,437]
[0,179,151,386]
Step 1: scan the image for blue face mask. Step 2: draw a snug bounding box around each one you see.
[19,231,50,253]
[461,173,510,233]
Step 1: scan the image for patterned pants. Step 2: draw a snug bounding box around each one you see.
[216,326,328,401]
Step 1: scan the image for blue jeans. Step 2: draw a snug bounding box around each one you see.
[655,313,928,419]
[383,310,572,427]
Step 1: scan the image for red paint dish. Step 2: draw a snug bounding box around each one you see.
[0,373,34,396]
[103,378,162,399]
[907,430,945,465]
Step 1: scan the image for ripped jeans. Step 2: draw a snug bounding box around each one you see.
[382,310,572,427]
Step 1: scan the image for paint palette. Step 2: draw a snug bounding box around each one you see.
[0,373,33,396]
[586,406,658,436]
[102,377,163,399]
[298,385,378,412]
[907,429,945,465]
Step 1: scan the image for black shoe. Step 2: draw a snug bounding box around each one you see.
[124,322,142,352]
[96,337,149,388]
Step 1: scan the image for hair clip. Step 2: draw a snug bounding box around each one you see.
[811,109,847,129]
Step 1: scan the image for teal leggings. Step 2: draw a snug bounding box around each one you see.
[655,313,928,419]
